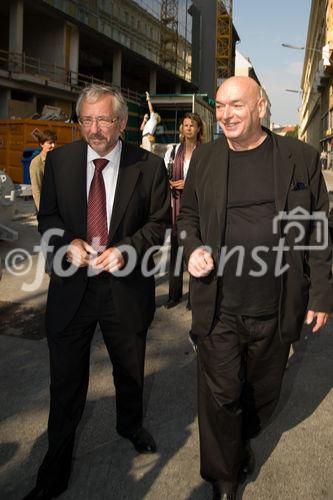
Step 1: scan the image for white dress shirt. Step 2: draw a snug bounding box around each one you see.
[142,113,158,135]
[86,140,122,229]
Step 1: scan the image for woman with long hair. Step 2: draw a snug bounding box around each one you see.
[164,112,204,309]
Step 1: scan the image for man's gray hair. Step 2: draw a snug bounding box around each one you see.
[76,84,128,119]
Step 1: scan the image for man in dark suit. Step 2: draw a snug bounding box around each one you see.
[178,76,332,500]
[24,84,170,500]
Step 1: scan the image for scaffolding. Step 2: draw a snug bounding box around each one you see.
[160,0,178,72]
[216,0,233,81]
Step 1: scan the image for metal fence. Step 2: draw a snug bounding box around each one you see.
[0,49,142,103]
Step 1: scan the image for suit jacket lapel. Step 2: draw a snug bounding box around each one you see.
[271,133,295,212]
[68,140,88,238]
[108,142,140,243]
[212,137,229,244]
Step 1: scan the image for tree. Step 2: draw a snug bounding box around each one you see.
[285,126,299,138]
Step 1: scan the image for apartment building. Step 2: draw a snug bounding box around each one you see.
[0,0,196,122]
[299,0,333,161]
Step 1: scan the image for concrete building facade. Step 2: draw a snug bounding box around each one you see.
[0,0,197,121]
[299,0,333,163]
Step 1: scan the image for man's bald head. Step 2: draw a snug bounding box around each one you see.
[218,76,262,102]
[215,76,267,150]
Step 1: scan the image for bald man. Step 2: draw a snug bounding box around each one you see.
[178,76,332,499]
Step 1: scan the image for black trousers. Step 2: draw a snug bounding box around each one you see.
[168,229,184,302]
[37,274,147,493]
[168,228,191,307]
[197,311,290,484]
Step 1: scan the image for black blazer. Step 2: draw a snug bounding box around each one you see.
[38,140,171,334]
[178,131,333,342]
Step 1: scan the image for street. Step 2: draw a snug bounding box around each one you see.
[0,198,332,500]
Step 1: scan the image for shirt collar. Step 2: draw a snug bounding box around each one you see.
[87,139,122,165]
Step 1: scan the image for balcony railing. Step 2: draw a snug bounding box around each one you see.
[0,49,142,103]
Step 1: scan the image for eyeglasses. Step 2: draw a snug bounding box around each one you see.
[78,116,119,128]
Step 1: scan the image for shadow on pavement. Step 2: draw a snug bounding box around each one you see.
[237,321,333,498]
[1,309,200,500]
[1,308,332,499]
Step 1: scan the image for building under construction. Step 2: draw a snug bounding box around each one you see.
[0,0,238,117]
[0,1,192,116]
[0,0,238,152]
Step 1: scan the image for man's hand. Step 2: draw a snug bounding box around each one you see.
[305,310,329,333]
[90,247,125,273]
[188,247,214,278]
[170,179,185,190]
[67,239,96,267]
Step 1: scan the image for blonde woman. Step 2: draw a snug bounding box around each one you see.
[140,91,161,151]
[164,112,204,309]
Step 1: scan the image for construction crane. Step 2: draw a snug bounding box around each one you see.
[216,0,233,81]
[160,0,178,73]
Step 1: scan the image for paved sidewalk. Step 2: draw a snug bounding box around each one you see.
[323,170,333,210]
[323,169,333,193]
[0,200,332,499]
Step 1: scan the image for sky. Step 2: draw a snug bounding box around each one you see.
[233,0,312,125]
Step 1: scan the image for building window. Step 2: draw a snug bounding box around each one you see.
[322,111,329,137]
[329,108,333,128]
[101,0,113,14]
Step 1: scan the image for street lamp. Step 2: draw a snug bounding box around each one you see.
[282,43,321,53]
[282,42,330,65]
[285,89,320,96]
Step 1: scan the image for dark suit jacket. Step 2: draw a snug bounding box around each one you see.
[178,131,333,343]
[38,139,171,334]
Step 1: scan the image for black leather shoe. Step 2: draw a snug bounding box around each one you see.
[22,485,63,500]
[164,299,180,309]
[212,481,237,500]
[188,331,198,352]
[239,441,255,481]
[121,427,157,454]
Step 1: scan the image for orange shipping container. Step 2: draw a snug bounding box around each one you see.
[0,119,81,183]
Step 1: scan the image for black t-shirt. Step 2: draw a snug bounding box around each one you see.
[220,134,280,316]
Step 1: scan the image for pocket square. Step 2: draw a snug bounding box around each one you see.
[291,181,307,191]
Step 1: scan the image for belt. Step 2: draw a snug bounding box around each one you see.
[89,270,111,280]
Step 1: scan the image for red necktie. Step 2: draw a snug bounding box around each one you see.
[87,158,109,253]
